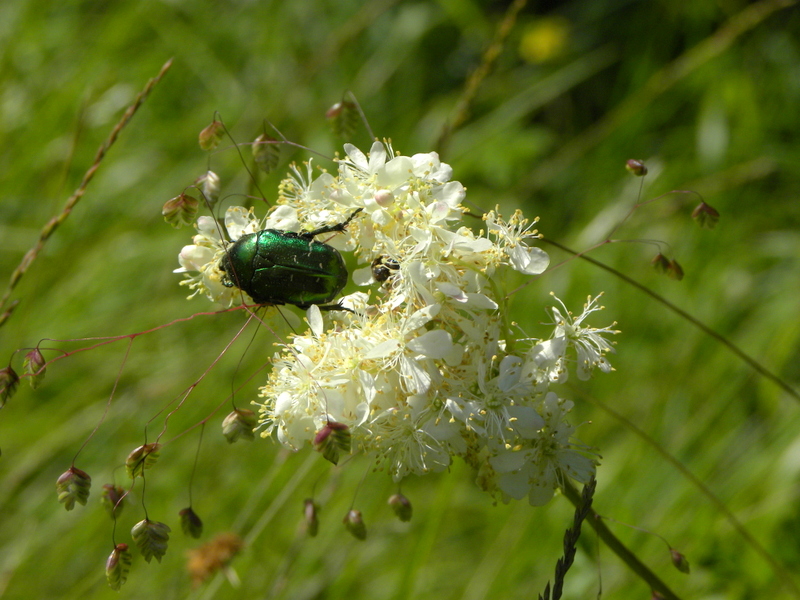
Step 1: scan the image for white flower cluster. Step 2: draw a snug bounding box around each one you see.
[175,141,618,505]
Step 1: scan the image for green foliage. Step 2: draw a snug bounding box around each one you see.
[1,1,799,599]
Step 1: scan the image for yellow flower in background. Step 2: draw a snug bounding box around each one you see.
[519,17,571,64]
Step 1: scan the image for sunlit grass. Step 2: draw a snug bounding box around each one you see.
[1,1,799,599]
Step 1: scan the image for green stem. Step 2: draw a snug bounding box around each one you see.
[579,391,800,599]
[561,480,682,600]
[0,59,173,328]
[436,0,529,154]
[525,0,798,189]
[540,238,799,402]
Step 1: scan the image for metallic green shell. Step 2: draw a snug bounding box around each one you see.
[220,229,348,307]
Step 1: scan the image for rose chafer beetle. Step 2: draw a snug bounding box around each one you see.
[220,209,362,309]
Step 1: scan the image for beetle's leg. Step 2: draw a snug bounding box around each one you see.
[218,258,234,288]
[301,208,363,239]
[314,302,356,313]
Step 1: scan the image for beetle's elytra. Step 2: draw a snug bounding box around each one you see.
[219,209,362,309]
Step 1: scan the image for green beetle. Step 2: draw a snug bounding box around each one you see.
[219,209,362,309]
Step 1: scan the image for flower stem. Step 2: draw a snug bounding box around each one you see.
[561,479,682,600]
[540,238,799,402]
[0,59,173,329]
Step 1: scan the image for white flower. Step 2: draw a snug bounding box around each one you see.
[173,207,262,305]
[488,393,596,505]
[445,355,541,441]
[372,408,455,481]
[175,141,617,506]
[484,208,550,275]
[546,294,618,381]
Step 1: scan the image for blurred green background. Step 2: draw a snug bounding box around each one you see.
[1,0,799,598]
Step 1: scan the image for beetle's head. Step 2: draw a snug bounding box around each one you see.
[218,254,235,288]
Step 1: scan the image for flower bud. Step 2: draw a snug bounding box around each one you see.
[304,499,320,537]
[222,409,257,443]
[670,548,690,573]
[196,170,221,209]
[373,189,394,208]
[314,421,351,465]
[0,366,20,407]
[105,543,132,591]
[126,443,161,479]
[388,493,413,522]
[23,348,46,389]
[691,201,720,229]
[198,120,223,151]
[56,466,92,510]
[666,259,684,281]
[325,102,344,120]
[343,509,367,540]
[180,507,204,539]
[131,519,171,563]
[651,253,670,274]
[625,159,648,176]
[101,483,126,517]
[162,193,199,229]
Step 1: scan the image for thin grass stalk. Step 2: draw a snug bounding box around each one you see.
[0,59,173,328]
[539,238,799,402]
[561,480,682,600]
[526,0,798,189]
[436,0,529,153]
[538,477,596,600]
